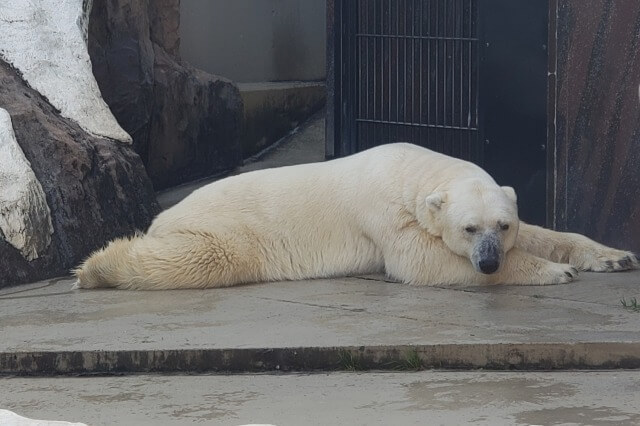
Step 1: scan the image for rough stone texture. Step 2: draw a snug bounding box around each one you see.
[88,0,243,190]
[0,60,160,288]
[149,44,243,188]
[0,108,53,261]
[149,0,180,59]
[88,0,155,159]
[0,0,131,143]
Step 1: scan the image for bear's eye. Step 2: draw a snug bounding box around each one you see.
[500,223,510,231]
[465,226,477,234]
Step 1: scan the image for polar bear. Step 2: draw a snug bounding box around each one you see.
[74,143,638,290]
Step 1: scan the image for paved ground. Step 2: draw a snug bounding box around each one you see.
[3,110,640,424]
[1,271,640,352]
[2,371,640,425]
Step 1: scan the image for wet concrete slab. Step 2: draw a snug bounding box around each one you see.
[2,371,640,425]
[1,271,639,374]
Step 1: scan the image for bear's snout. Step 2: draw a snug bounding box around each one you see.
[472,232,503,275]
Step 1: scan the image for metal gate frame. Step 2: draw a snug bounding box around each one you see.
[327,0,481,162]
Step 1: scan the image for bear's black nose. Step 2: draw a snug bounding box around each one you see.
[479,259,499,274]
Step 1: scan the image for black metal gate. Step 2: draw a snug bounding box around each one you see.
[328,0,481,162]
[327,0,549,225]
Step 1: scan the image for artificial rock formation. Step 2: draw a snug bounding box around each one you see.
[0,0,131,142]
[89,0,244,189]
[0,60,159,287]
[0,108,53,261]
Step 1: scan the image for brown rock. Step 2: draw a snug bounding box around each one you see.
[88,0,155,161]
[149,0,181,59]
[148,44,243,188]
[89,0,244,189]
[0,59,160,288]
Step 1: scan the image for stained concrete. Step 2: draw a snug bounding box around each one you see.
[1,270,640,374]
[239,82,325,158]
[2,371,640,425]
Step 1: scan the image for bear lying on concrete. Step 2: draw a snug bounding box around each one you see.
[74,143,639,290]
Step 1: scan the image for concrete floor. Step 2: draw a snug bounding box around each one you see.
[2,271,640,352]
[2,371,640,425]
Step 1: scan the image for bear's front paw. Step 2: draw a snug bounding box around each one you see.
[539,263,579,285]
[575,250,639,272]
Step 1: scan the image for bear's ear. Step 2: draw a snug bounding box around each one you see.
[425,192,446,211]
[501,186,517,204]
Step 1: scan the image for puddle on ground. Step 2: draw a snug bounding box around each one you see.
[403,376,576,411]
[159,390,261,421]
[515,406,640,426]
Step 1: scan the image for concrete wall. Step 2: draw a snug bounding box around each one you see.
[180,0,326,83]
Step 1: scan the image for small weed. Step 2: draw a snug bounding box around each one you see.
[620,297,640,312]
[385,349,424,371]
[399,349,423,371]
[338,350,364,371]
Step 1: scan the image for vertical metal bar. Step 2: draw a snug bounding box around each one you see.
[427,0,431,148]
[443,0,448,154]
[547,0,558,228]
[373,0,378,148]
[364,1,368,131]
[366,0,371,150]
[338,0,347,156]
[348,0,358,154]
[379,0,384,146]
[388,0,392,143]
[411,0,416,134]
[459,0,464,157]
[419,0,423,145]
[474,0,480,163]
[435,0,439,151]
[456,0,462,156]
[325,0,337,158]
[469,0,474,161]
[467,0,472,160]
[357,0,362,129]
[402,0,406,142]
[451,0,456,156]
[395,0,400,143]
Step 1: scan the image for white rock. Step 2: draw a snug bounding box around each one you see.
[0,0,132,143]
[0,409,87,426]
[0,108,54,261]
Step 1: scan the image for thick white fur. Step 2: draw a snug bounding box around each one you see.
[74,143,638,290]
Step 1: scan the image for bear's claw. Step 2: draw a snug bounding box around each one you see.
[565,267,579,279]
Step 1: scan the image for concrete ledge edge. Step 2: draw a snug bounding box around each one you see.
[2,342,640,376]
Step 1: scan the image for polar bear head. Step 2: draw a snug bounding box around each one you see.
[422,179,519,275]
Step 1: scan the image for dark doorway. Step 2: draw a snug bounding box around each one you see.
[479,0,549,225]
[327,0,549,225]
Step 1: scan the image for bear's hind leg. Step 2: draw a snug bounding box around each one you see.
[516,222,639,272]
[75,228,266,290]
